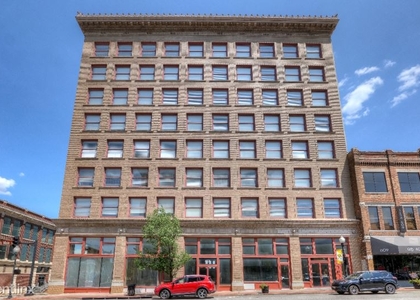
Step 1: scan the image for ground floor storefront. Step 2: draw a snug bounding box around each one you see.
[48,220,360,294]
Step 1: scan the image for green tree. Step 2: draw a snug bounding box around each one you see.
[135,207,191,281]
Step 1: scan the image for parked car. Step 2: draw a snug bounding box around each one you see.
[154,274,216,299]
[331,270,399,295]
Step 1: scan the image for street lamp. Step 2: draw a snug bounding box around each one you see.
[8,245,20,299]
[339,236,348,278]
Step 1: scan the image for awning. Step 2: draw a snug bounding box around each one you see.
[371,236,420,255]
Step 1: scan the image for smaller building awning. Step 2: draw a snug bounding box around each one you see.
[371,236,420,255]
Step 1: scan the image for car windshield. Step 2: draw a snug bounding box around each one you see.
[345,272,364,279]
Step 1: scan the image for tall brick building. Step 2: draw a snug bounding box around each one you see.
[50,13,360,294]
[348,149,420,275]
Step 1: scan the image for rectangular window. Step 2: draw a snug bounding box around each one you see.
[260,66,276,81]
[312,90,328,106]
[287,90,303,106]
[212,114,229,131]
[95,43,109,57]
[213,198,230,217]
[139,65,155,80]
[85,114,100,131]
[160,140,176,158]
[107,140,123,158]
[237,90,253,105]
[236,44,251,57]
[115,65,130,80]
[212,66,228,80]
[238,115,254,131]
[164,65,179,80]
[314,115,331,132]
[265,141,282,159]
[264,115,280,132]
[285,67,301,81]
[118,43,132,57]
[306,44,322,58]
[136,114,152,131]
[141,43,156,57]
[241,198,258,217]
[294,169,311,188]
[187,89,203,105]
[81,141,97,158]
[138,89,153,105]
[158,169,176,187]
[297,199,313,218]
[321,169,338,187]
[283,44,298,58]
[1,217,11,235]
[105,168,121,187]
[289,115,306,132]
[185,198,203,217]
[110,114,126,131]
[382,207,394,230]
[324,199,341,218]
[187,114,203,131]
[269,198,286,217]
[292,141,308,159]
[186,140,203,158]
[267,169,284,188]
[189,43,204,57]
[112,89,128,105]
[237,66,252,81]
[131,168,148,187]
[161,114,177,131]
[404,206,417,230]
[92,65,106,80]
[129,198,146,217]
[134,140,150,158]
[165,43,180,57]
[213,168,230,187]
[212,89,228,105]
[363,172,387,192]
[259,44,274,58]
[213,141,229,159]
[78,168,94,187]
[102,198,119,217]
[74,198,91,217]
[188,66,204,80]
[239,141,256,159]
[262,90,278,106]
[317,141,334,159]
[186,168,203,187]
[88,89,104,105]
[162,89,178,105]
[309,67,325,82]
[398,172,420,192]
[368,206,380,230]
[212,43,227,57]
[240,168,258,187]
[158,198,174,214]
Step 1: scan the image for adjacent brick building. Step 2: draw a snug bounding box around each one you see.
[50,13,360,294]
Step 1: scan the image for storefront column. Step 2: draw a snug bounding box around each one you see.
[289,236,304,290]
[48,235,67,294]
[111,235,126,293]
[231,236,244,291]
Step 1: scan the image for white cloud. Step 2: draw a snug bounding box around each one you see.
[338,77,349,88]
[0,176,16,196]
[342,77,384,125]
[397,64,420,91]
[355,66,380,76]
[384,60,396,68]
[19,172,25,177]
[391,89,417,107]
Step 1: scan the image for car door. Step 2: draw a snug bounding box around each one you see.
[358,272,373,291]
[171,276,188,295]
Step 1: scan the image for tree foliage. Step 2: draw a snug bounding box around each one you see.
[135,207,191,280]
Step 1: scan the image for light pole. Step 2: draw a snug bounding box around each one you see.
[339,236,347,278]
[8,245,20,299]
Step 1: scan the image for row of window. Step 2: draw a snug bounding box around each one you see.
[1,217,55,244]
[0,244,52,263]
[84,113,333,133]
[368,205,420,231]
[87,88,329,107]
[94,42,322,59]
[76,166,341,189]
[91,64,326,82]
[74,197,342,219]
[80,139,335,160]
[363,171,420,193]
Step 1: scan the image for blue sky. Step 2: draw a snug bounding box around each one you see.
[1,0,419,218]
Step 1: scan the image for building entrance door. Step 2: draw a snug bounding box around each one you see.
[302,258,331,287]
[199,259,217,288]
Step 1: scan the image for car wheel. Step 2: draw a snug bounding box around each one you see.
[336,291,345,294]
[159,289,171,299]
[385,284,396,294]
[348,285,359,295]
[197,288,208,299]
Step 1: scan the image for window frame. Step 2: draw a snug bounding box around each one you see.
[306,44,322,59]
[294,169,312,188]
[131,168,148,187]
[85,114,101,131]
[309,67,325,82]
[212,89,229,106]
[283,44,299,58]
[259,43,275,58]
[324,199,341,218]
[240,168,258,188]
[265,141,282,159]
[291,141,309,159]
[81,140,98,158]
[139,65,155,80]
[269,198,286,218]
[135,114,152,131]
[212,168,230,187]
[133,140,150,158]
[157,198,175,214]
[241,198,259,218]
[158,168,176,187]
[102,197,119,218]
[74,198,91,218]
[159,140,177,158]
[187,114,203,131]
[289,115,306,132]
[238,114,255,131]
[161,114,178,131]
[141,43,156,57]
[77,168,94,187]
[164,43,180,57]
[91,65,107,80]
[115,65,131,80]
[314,115,331,132]
[363,172,388,193]
[95,43,109,57]
[264,114,280,132]
[212,114,229,131]
[398,172,420,192]
[296,198,314,218]
[117,42,132,57]
[267,169,285,188]
[162,89,178,105]
[88,89,104,105]
[284,66,301,82]
[212,43,228,57]
[239,140,256,159]
[129,198,147,217]
[187,89,204,105]
[163,65,179,80]
[104,168,121,187]
[320,169,338,188]
[262,89,278,106]
[212,65,228,81]
[188,43,204,57]
[188,65,204,81]
[213,140,229,159]
[368,206,380,230]
[236,66,252,81]
[312,90,328,106]
[287,90,303,106]
[213,198,231,218]
[185,168,203,187]
[186,140,203,159]
[112,89,128,105]
[109,114,126,131]
[185,198,203,218]
[236,43,251,57]
[137,89,153,105]
[317,141,335,159]
[107,140,124,158]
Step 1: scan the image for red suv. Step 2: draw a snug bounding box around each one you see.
[154,274,216,299]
